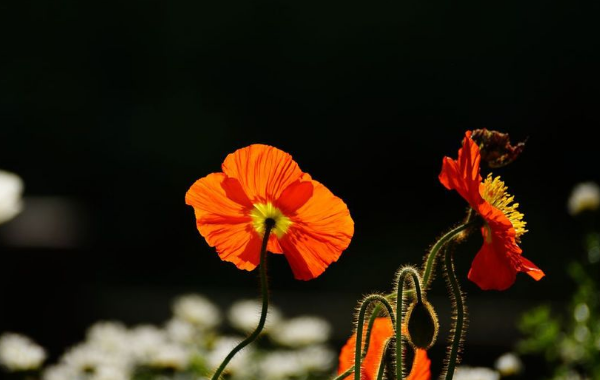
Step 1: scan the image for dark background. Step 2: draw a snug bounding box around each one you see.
[1,0,599,376]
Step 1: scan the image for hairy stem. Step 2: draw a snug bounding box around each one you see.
[211,220,274,380]
[376,339,394,380]
[422,223,472,291]
[443,247,467,380]
[333,305,382,380]
[354,295,396,380]
[395,267,423,380]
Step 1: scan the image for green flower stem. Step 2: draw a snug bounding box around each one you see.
[376,339,393,380]
[334,295,396,380]
[444,247,465,380]
[354,295,396,380]
[422,222,472,291]
[396,267,423,380]
[332,366,353,380]
[211,220,275,380]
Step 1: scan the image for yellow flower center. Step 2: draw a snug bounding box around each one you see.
[481,174,527,241]
[250,202,292,239]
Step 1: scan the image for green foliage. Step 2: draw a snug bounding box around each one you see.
[517,233,600,379]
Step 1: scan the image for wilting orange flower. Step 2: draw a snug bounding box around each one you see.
[338,318,394,380]
[185,144,354,280]
[338,318,431,380]
[439,131,544,290]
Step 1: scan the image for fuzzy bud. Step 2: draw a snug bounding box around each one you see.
[405,300,439,350]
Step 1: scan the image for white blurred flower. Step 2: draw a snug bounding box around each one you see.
[494,352,523,376]
[87,321,130,354]
[0,332,46,371]
[207,336,253,375]
[453,366,500,380]
[297,345,335,372]
[0,170,23,225]
[129,325,167,362]
[61,343,129,373]
[259,351,303,380]
[165,318,198,345]
[89,366,130,380]
[147,343,191,370]
[568,182,600,216]
[43,364,78,380]
[173,294,220,329]
[228,299,281,333]
[271,316,331,347]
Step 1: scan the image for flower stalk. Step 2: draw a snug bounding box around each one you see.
[395,267,423,380]
[210,219,275,380]
[421,222,472,291]
[354,295,396,380]
[443,246,467,380]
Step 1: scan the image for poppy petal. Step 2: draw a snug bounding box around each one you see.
[185,173,259,270]
[221,177,253,209]
[407,349,431,380]
[468,232,517,290]
[267,235,284,254]
[276,180,314,215]
[439,132,483,208]
[185,173,251,223]
[221,144,304,204]
[519,256,545,281]
[279,180,354,280]
[205,223,263,271]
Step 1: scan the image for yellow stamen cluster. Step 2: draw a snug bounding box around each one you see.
[481,174,527,241]
[250,202,292,239]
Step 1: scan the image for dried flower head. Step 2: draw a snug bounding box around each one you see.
[470,129,525,168]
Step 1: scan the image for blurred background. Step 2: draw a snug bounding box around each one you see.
[1,0,599,378]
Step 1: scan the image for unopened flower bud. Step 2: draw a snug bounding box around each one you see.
[405,300,439,349]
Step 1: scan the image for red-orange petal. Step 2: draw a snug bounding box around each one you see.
[468,228,518,291]
[277,180,314,215]
[267,235,284,254]
[519,256,545,281]
[185,173,260,271]
[221,144,305,204]
[407,349,432,380]
[338,318,394,380]
[279,179,354,280]
[469,206,544,290]
[221,177,254,209]
[439,131,484,209]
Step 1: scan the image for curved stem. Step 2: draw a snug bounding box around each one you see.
[331,311,379,380]
[422,222,472,291]
[444,247,466,380]
[332,366,353,380]
[354,295,396,380]
[395,267,423,380]
[376,339,393,380]
[211,221,274,380]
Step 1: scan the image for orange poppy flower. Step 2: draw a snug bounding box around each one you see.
[439,131,545,290]
[185,144,354,280]
[338,318,394,380]
[407,349,431,380]
[338,318,431,380]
